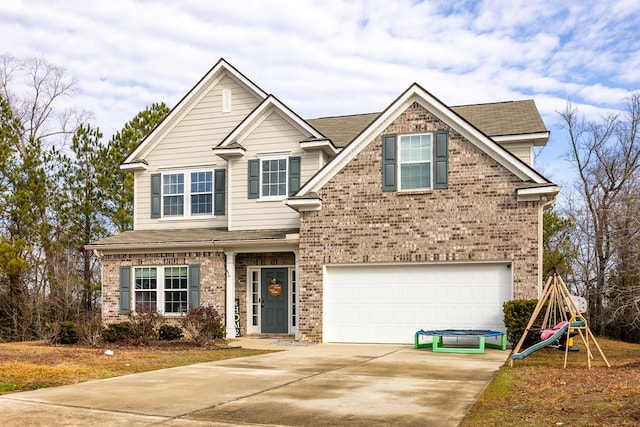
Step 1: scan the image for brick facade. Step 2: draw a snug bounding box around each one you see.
[101,251,226,324]
[101,250,297,336]
[297,103,541,342]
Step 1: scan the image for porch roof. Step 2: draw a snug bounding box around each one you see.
[86,228,300,252]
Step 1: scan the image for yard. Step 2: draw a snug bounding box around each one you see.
[461,337,640,426]
[0,337,638,425]
[0,340,274,394]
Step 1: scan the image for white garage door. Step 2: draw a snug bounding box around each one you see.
[323,263,512,344]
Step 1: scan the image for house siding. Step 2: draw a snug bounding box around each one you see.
[230,110,318,231]
[296,102,541,342]
[496,141,533,166]
[101,251,226,324]
[135,73,261,230]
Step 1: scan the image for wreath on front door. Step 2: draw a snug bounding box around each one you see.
[267,278,283,297]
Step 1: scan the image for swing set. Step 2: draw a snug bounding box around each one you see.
[509,270,610,369]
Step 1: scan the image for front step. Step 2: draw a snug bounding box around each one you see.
[244,333,295,339]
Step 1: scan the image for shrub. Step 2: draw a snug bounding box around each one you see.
[159,324,184,341]
[503,299,542,347]
[45,321,79,345]
[76,312,103,347]
[128,310,162,345]
[102,321,133,343]
[59,321,79,344]
[179,306,225,346]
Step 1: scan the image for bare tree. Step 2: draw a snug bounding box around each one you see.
[0,54,90,148]
[558,93,640,338]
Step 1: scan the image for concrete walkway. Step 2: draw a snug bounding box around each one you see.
[0,338,508,426]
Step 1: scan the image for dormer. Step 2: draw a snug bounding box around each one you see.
[212,95,337,161]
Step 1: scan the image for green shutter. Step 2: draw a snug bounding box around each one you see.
[214,169,225,215]
[288,156,301,195]
[119,266,131,314]
[434,131,449,189]
[248,159,259,199]
[150,173,161,218]
[382,134,397,192]
[188,264,200,309]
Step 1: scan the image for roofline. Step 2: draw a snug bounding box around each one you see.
[492,131,550,146]
[85,241,215,252]
[122,58,268,165]
[85,235,300,252]
[284,197,322,212]
[299,139,338,155]
[516,185,561,202]
[120,161,148,171]
[216,94,327,149]
[212,145,247,159]
[306,111,381,121]
[296,83,550,196]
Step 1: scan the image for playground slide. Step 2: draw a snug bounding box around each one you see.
[511,321,585,360]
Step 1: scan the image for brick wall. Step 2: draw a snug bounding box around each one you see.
[101,251,226,324]
[297,102,541,342]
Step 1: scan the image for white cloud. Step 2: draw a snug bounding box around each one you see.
[0,0,638,189]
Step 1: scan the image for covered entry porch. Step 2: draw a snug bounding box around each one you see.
[215,232,300,339]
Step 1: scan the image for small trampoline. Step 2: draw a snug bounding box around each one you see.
[414,329,507,354]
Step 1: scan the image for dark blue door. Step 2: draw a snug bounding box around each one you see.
[261,268,288,333]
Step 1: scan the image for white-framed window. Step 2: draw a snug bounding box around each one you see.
[250,270,259,327]
[134,266,189,314]
[162,170,213,217]
[261,158,288,197]
[134,267,158,312]
[399,134,432,190]
[163,173,185,216]
[291,269,297,327]
[248,156,300,200]
[190,171,213,215]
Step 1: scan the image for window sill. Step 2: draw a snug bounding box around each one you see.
[158,215,217,221]
[397,189,433,196]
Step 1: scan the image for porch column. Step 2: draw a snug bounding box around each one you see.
[293,249,300,340]
[224,251,236,339]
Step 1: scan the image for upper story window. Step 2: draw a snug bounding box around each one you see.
[382,131,449,192]
[399,134,431,190]
[248,156,301,200]
[262,158,287,197]
[163,173,185,216]
[162,171,211,217]
[151,169,225,219]
[190,171,213,215]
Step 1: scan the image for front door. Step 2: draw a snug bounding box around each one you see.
[261,268,288,333]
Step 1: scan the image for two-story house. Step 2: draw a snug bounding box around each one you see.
[87,59,559,344]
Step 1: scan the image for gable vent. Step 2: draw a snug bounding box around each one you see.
[222,88,232,113]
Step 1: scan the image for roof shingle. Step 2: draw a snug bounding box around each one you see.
[305,99,547,148]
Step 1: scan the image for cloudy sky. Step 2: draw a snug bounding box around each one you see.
[1,0,639,187]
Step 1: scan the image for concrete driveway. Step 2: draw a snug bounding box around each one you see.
[0,338,508,426]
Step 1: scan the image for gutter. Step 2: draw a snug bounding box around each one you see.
[84,234,300,253]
